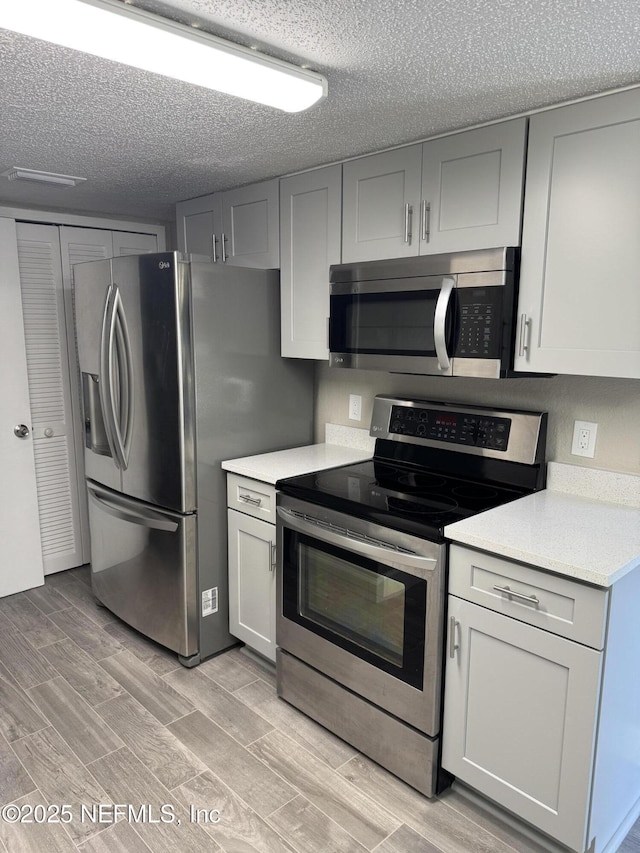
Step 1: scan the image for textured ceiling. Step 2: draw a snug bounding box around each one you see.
[1,0,639,222]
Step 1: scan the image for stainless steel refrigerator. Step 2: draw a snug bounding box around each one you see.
[74,252,314,666]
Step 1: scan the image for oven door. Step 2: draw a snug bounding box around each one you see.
[328,275,456,375]
[276,495,445,736]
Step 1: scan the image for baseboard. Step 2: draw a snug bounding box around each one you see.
[238,645,277,676]
[598,790,640,853]
[450,781,572,853]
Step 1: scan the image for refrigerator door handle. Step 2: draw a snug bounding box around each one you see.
[87,484,179,532]
[98,284,121,467]
[112,287,134,469]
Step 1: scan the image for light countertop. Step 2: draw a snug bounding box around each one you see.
[445,485,640,587]
[221,442,372,485]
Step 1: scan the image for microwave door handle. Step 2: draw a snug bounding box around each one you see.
[434,276,455,371]
[277,507,438,577]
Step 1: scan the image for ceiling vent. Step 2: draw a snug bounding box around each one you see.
[1,166,87,187]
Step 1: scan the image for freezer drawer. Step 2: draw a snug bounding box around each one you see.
[87,480,197,657]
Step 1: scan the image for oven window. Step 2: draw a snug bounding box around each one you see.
[282,530,426,688]
[300,543,405,666]
[331,290,440,356]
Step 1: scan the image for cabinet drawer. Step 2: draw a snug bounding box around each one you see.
[448,545,608,649]
[226,474,276,523]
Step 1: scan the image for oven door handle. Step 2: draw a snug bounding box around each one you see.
[277,507,439,577]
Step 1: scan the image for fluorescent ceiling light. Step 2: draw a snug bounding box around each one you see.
[0,0,327,113]
[1,167,87,187]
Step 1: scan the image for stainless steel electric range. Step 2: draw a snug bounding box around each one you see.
[275,395,547,797]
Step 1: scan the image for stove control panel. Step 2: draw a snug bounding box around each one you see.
[388,405,511,451]
[370,396,546,465]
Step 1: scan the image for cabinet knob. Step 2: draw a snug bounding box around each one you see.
[14,424,30,439]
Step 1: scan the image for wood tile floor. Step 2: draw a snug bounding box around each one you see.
[1,567,638,853]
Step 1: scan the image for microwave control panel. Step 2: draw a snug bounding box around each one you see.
[389,405,511,451]
[455,287,503,359]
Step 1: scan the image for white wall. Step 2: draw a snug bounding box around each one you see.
[315,366,640,476]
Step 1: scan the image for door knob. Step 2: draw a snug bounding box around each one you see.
[14,424,30,439]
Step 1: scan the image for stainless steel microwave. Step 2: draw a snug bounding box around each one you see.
[329,247,518,378]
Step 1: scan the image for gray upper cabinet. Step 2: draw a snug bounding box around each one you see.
[280,164,342,359]
[515,89,640,378]
[420,119,526,254]
[341,118,526,263]
[176,192,222,259]
[342,145,422,262]
[176,177,279,268]
[221,179,280,268]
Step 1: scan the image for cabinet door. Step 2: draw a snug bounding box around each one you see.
[280,165,342,359]
[175,193,222,258]
[227,509,276,661]
[221,178,280,268]
[442,595,602,852]
[515,89,640,377]
[420,119,526,254]
[342,146,422,262]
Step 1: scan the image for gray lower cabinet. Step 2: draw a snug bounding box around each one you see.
[226,474,277,662]
[442,545,640,853]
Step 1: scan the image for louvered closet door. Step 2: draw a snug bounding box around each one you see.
[112,231,157,256]
[59,227,115,569]
[16,223,86,574]
[17,225,160,575]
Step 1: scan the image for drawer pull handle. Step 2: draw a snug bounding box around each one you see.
[518,313,532,358]
[239,493,262,507]
[403,203,412,244]
[493,584,540,606]
[449,615,460,658]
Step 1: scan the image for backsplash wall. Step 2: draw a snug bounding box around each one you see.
[314,366,640,476]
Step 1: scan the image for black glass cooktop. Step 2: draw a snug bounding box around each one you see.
[277,458,529,541]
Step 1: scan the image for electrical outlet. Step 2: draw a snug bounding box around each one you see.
[571,420,598,458]
[349,394,362,421]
